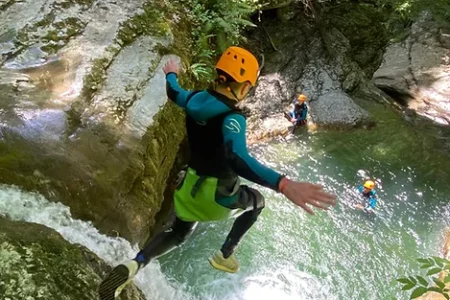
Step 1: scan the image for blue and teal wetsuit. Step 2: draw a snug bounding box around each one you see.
[135,73,284,265]
[165,73,282,192]
[358,186,377,210]
[289,101,308,125]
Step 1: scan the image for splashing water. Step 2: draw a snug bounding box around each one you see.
[1,129,450,300]
[0,185,192,300]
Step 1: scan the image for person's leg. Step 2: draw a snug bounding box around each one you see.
[99,216,197,300]
[209,185,265,273]
[135,217,197,267]
[220,186,265,258]
[284,111,292,121]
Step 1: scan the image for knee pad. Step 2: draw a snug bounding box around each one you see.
[251,189,265,210]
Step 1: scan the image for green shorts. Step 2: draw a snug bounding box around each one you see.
[174,168,264,222]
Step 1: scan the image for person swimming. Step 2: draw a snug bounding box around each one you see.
[355,180,377,213]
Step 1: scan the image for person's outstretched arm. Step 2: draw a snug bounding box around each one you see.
[222,113,337,214]
[223,113,282,190]
[163,60,193,109]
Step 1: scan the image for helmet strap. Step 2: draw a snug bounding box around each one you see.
[228,86,240,101]
[216,74,240,101]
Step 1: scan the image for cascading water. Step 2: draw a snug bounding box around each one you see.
[1,130,450,300]
[0,185,193,300]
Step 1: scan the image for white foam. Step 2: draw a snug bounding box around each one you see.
[0,184,192,300]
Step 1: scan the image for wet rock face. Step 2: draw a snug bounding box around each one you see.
[373,13,450,126]
[0,216,145,300]
[0,0,188,244]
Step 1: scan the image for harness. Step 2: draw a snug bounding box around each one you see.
[184,90,245,197]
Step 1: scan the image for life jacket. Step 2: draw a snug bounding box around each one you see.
[362,190,376,198]
[174,90,247,222]
[185,89,244,179]
[293,103,306,118]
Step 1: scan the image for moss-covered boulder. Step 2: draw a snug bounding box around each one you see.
[0,217,145,300]
[0,0,194,245]
[325,2,389,76]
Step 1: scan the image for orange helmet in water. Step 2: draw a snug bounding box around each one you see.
[215,47,259,86]
[363,180,375,190]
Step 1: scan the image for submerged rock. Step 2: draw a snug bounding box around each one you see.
[0,216,145,300]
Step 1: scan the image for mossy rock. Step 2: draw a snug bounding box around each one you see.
[326,3,390,75]
[0,217,145,300]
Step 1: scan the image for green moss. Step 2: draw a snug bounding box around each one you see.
[53,0,94,9]
[129,101,185,208]
[40,17,85,53]
[14,13,85,54]
[35,12,57,28]
[148,57,161,74]
[79,1,174,102]
[326,2,390,74]
[0,219,99,300]
[15,12,56,46]
[81,57,111,100]
[0,0,17,11]
[112,99,133,123]
[68,0,95,7]
[116,1,170,47]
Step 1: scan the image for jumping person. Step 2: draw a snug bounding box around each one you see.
[99,47,337,300]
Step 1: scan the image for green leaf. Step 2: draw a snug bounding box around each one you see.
[409,276,418,285]
[403,283,416,291]
[417,258,430,264]
[397,278,412,284]
[433,257,445,268]
[445,293,450,300]
[433,278,445,290]
[427,268,443,276]
[416,276,428,286]
[410,287,428,299]
[428,287,442,293]
[421,263,433,269]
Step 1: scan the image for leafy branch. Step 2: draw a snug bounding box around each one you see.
[397,257,450,299]
[184,0,259,84]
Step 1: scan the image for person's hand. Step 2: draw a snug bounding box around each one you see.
[163,60,179,75]
[279,178,337,215]
[291,118,296,123]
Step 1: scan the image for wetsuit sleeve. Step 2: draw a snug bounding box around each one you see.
[289,111,295,119]
[358,186,364,193]
[222,114,283,191]
[165,73,192,109]
[368,198,377,209]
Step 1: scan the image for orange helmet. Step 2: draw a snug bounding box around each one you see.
[363,180,375,190]
[215,47,259,86]
[297,94,307,103]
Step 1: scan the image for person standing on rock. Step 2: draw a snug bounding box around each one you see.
[99,46,337,300]
[284,94,308,128]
